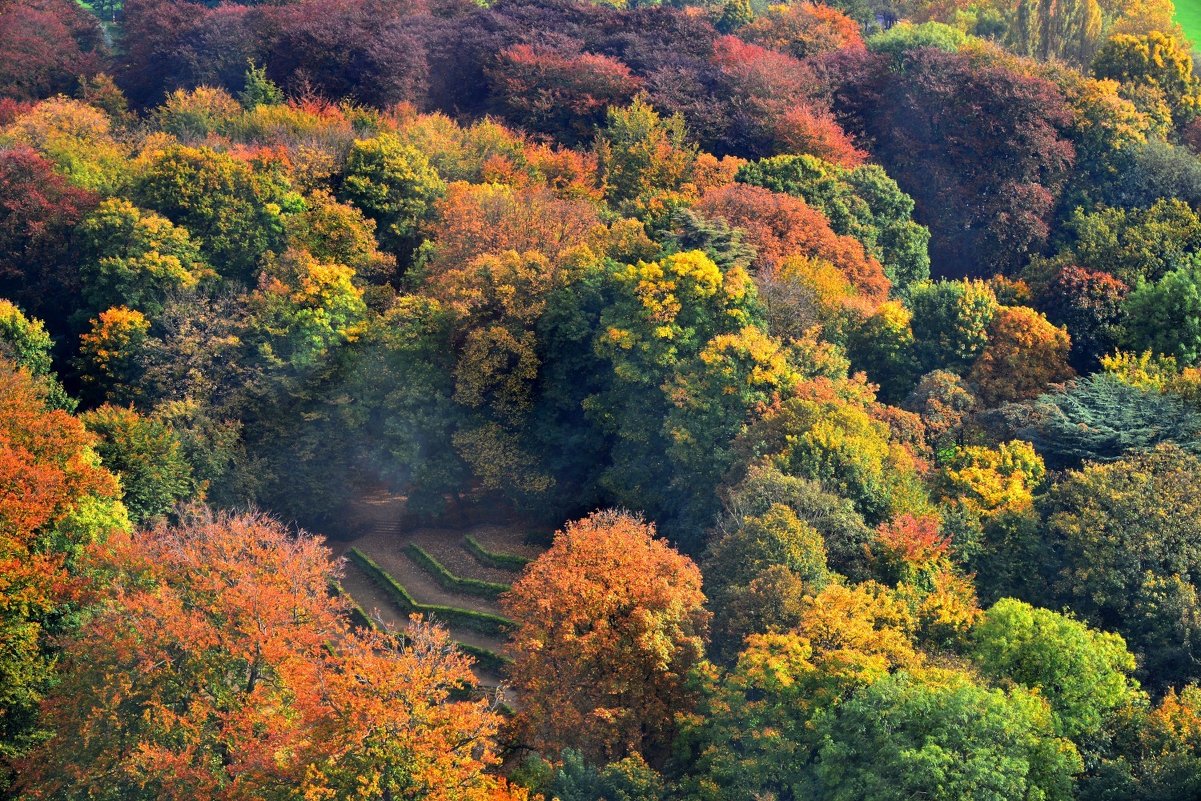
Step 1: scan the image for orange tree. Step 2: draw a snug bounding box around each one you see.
[0,358,128,786]
[17,509,509,801]
[502,510,709,764]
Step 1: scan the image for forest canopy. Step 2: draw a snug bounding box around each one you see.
[3,0,1201,799]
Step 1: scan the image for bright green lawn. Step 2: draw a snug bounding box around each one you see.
[1177,0,1201,49]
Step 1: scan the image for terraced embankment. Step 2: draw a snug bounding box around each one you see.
[328,492,545,691]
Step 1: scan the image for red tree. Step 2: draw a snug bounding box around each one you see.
[0,147,98,328]
[0,0,105,101]
[19,510,510,800]
[488,44,642,145]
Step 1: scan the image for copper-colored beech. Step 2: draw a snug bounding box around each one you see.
[20,510,515,801]
[503,510,710,763]
[698,183,890,304]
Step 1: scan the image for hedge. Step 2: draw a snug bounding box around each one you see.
[458,642,513,675]
[329,580,378,631]
[406,543,511,599]
[463,534,532,570]
[347,548,515,637]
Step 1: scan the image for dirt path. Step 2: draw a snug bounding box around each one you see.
[323,492,550,695]
[332,533,506,617]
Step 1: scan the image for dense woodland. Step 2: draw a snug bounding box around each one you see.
[7,0,1201,798]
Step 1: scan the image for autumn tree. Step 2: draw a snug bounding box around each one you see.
[1057,198,1201,285]
[77,198,212,318]
[1092,31,1201,124]
[703,503,831,658]
[969,306,1075,406]
[736,378,932,525]
[0,0,105,101]
[594,97,699,216]
[697,183,891,302]
[265,0,429,108]
[246,247,368,370]
[503,510,709,763]
[677,582,922,801]
[76,306,150,407]
[738,2,864,60]
[903,370,977,450]
[830,46,1075,276]
[3,97,127,193]
[736,154,931,293]
[1082,683,1201,801]
[1035,264,1129,371]
[0,300,72,410]
[17,509,509,801]
[0,358,127,788]
[710,36,863,165]
[422,181,601,278]
[132,145,296,283]
[0,146,97,330]
[488,44,642,146]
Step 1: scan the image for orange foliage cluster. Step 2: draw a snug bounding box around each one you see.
[424,182,603,277]
[698,183,890,303]
[503,510,710,763]
[20,511,508,801]
[740,2,865,59]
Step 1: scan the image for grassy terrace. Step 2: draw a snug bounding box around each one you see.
[1179,0,1201,49]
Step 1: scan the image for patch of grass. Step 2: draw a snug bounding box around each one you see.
[406,543,512,599]
[463,534,532,571]
[1178,0,1201,49]
[457,642,514,674]
[347,547,515,637]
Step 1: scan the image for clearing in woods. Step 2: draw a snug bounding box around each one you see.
[328,491,547,690]
[1178,0,1201,49]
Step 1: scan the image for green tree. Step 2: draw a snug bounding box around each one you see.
[907,280,1000,374]
[1060,199,1201,285]
[1008,373,1201,468]
[81,405,196,526]
[546,750,665,801]
[971,598,1139,742]
[704,503,830,657]
[720,465,875,580]
[0,300,72,410]
[337,133,445,260]
[1123,264,1201,364]
[238,60,284,109]
[1039,445,1201,687]
[987,0,1104,65]
[816,668,1081,801]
